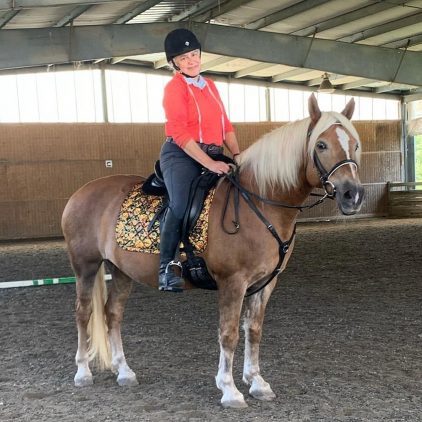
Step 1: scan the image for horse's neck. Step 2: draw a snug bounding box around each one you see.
[238,169,312,238]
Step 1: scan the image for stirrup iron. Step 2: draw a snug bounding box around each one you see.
[165,260,183,273]
[159,260,184,292]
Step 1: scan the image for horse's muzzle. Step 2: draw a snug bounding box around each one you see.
[336,180,365,215]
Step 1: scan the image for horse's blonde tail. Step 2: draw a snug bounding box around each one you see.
[87,263,112,370]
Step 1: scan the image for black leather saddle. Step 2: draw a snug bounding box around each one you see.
[142,155,234,232]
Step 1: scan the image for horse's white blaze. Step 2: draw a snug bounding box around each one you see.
[335,127,357,178]
[355,191,361,204]
[335,127,350,158]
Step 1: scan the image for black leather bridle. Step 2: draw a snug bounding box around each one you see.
[313,149,358,200]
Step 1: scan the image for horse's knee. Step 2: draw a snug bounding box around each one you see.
[219,328,239,350]
[74,276,97,314]
[76,314,91,327]
[246,326,262,344]
[243,319,263,343]
[105,306,124,328]
[105,287,132,327]
[75,300,92,325]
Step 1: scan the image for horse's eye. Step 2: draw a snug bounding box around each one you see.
[355,143,359,151]
[316,141,327,151]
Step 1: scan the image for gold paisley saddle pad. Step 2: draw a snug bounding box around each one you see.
[115,183,215,254]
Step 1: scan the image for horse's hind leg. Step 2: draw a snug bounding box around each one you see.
[242,281,277,401]
[105,261,138,386]
[74,261,103,387]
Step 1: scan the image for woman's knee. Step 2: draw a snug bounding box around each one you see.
[169,204,186,220]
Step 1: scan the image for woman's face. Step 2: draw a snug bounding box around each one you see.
[173,49,201,77]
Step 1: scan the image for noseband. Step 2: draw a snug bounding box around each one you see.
[313,152,358,199]
[309,122,358,199]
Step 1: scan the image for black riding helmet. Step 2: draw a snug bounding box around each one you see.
[164,28,201,63]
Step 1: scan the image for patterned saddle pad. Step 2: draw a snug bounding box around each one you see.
[115,183,215,254]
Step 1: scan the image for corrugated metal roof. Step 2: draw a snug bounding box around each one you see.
[0,0,421,96]
[129,0,199,23]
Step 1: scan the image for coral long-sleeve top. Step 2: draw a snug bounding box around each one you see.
[163,73,234,149]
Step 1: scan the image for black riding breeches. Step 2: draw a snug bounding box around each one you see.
[159,141,203,220]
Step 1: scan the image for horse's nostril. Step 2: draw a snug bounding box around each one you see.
[344,190,352,200]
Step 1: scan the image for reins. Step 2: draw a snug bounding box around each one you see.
[223,169,329,226]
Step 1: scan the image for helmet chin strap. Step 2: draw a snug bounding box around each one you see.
[170,59,179,71]
[181,72,199,78]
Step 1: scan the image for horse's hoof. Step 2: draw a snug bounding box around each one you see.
[248,377,276,401]
[221,392,248,409]
[74,376,93,387]
[221,399,248,409]
[250,390,276,401]
[117,376,139,387]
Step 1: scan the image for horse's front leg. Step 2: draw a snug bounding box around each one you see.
[216,282,248,408]
[105,263,138,386]
[242,279,277,401]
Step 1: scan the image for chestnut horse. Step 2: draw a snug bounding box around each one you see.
[61,94,363,408]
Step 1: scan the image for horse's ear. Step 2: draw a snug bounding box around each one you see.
[341,98,355,120]
[308,93,321,123]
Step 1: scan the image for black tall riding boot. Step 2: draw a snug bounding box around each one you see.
[158,209,184,292]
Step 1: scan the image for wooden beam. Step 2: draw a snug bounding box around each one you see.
[1,22,421,87]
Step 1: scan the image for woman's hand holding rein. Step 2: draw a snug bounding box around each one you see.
[206,160,231,175]
[183,140,231,175]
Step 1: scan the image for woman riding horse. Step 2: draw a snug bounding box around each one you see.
[159,28,240,292]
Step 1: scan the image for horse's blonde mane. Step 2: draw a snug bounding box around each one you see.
[238,111,360,195]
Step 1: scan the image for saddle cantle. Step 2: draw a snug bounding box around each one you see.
[141,160,166,196]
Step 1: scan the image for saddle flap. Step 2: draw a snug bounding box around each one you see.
[182,171,220,238]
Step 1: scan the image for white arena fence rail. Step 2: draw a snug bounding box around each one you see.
[0,274,112,289]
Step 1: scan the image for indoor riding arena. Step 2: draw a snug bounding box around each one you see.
[1,2,421,422]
